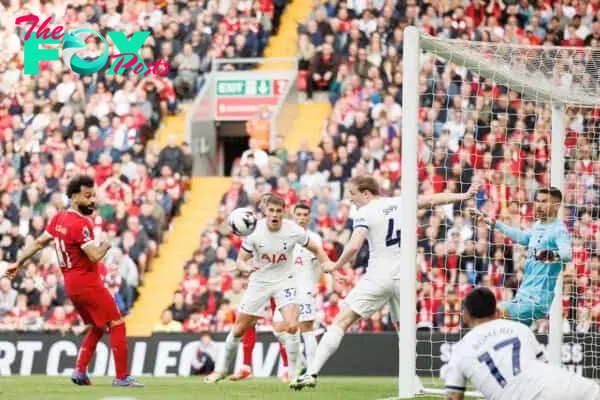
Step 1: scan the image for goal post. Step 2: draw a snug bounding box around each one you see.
[399,26,600,398]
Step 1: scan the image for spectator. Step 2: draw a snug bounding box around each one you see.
[173,43,201,99]
[196,278,223,316]
[153,309,183,333]
[190,331,217,376]
[220,178,251,215]
[0,277,17,317]
[307,43,339,100]
[168,291,191,323]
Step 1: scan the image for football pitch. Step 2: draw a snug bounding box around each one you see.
[0,376,445,400]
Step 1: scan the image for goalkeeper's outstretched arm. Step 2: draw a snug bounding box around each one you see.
[469,208,531,246]
[494,221,532,247]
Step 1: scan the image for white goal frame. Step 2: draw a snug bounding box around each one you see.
[398,26,600,398]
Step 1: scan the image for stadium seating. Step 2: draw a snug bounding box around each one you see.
[166,0,600,335]
[0,0,284,333]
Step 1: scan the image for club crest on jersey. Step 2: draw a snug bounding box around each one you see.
[82,226,91,241]
[261,253,287,264]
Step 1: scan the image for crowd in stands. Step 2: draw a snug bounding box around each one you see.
[0,0,285,334]
[160,0,600,335]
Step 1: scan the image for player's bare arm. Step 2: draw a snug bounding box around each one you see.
[331,227,368,270]
[445,392,464,400]
[81,240,112,263]
[417,180,480,209]
[236,248,258,273]
[6,231,54,277]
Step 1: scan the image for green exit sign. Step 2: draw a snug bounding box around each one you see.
[216,80,246,96]
[216,79,273,96]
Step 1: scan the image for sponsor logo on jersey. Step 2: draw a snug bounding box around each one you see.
[261,253,288,264]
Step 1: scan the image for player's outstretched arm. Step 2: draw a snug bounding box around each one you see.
[330,227,368,271]
[469,208,531,246]
[417,179,481,209]
[6,231,54,278]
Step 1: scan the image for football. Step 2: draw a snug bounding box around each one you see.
[228,208,258,237]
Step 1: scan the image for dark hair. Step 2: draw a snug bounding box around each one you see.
[267,195,285,208]
[464,287,497,319]
[350,175,380,195]
[536,187,562,202]
[66,175,95,199]
[294,202,310,212]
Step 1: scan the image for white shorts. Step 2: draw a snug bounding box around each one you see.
[501,365,600,400]
[533,374,600,400]
[239,276,297,317]
[273,289,316,323]
[343,276,400,321]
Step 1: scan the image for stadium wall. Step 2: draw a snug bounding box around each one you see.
[0,333,589,377]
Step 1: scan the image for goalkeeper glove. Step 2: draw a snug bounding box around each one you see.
[468,208,494,226]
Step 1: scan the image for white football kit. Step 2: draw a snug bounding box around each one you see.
[274,230,322,323]
[239,219,309,317]
[445,319,600,400]
[343,196,402,321]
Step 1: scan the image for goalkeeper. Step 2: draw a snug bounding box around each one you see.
[469,187,572,326]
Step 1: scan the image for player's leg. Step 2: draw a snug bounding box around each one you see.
[71,301,103,385]
[297,278,392,389]
[299,320,317,374]
[298,296,318,372]
[278,303,301,383]
[498,298,537,327]
[80,286,143,387]
[107,317,143,387]
[206,280,268,383]
[206,312,258,383]
[272,308,290,382]
[228,320,256,380]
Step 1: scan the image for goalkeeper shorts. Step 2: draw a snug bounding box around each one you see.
[501,298,549,326]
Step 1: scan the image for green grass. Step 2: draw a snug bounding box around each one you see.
[0,376,445,400]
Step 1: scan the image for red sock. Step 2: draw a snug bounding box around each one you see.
[242,326,256,367]
[279,342,288,368]
[76,326,105,373]
[109,323,129,380]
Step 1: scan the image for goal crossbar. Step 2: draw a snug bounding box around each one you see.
[420,35,600,106]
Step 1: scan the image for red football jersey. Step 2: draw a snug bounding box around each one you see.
[46,209,103,292]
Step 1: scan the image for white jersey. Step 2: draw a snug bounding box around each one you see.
[353,196,403,279]
[445,318,581,400]
[293,230,322,294]
[241,219,309,284]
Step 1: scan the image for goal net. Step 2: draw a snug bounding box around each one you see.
[399,27,600,398]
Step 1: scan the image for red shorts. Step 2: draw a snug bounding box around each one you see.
[69,285,121,327]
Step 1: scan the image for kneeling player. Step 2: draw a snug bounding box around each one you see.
[445,287,599,400]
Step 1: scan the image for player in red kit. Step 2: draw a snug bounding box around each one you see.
[5,175,143,388]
